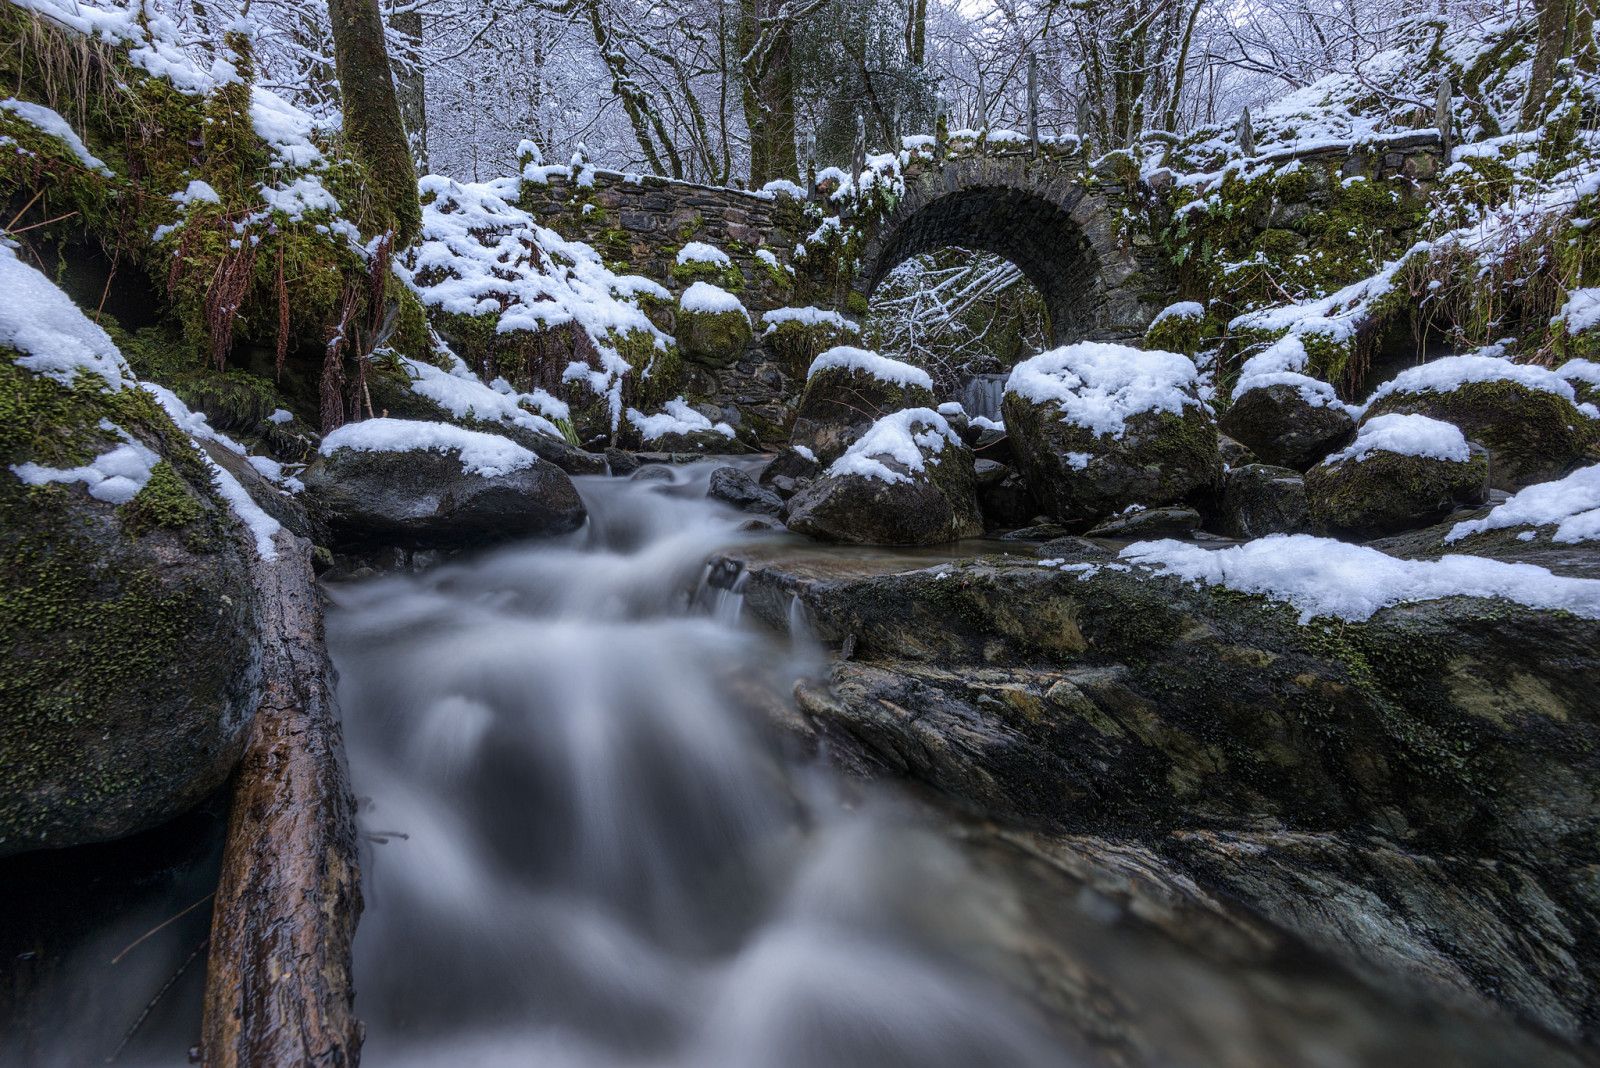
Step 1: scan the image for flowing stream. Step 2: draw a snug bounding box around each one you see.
[327,462,1076,1067]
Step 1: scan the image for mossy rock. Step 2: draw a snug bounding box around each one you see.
[1219,463,1309,539]
[1219,382,1357,471]
[0,358,260,856]
[1364,380,1597,490]
[765,318,859,381]
[785,425,983,546]
[1143,303,1206,358]
[1305,447,1488,539]
[791,366,937,465]
[1002,392,1221,525]
[675,307,752,369]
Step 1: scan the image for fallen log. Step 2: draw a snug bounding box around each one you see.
[202,530,363,1067]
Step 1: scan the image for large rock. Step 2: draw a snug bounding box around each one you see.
[1220,463,1309,538]
[1558,358,1600,407]
[707,465,782,515]
[1362,355,1597,489]
[785,409,983,545]
[302,419,586,549]
[1002,343,1221,524]
[1,253,261,855]
[790,347,937,464]
[625,397,748,454]
[1305,414,1488,538]
[714,534,1600,1037]
[674,282,751,368]
[1219,380,1356,470]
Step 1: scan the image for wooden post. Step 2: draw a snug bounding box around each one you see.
[1027,54,1040,157]
[1237,106,1256,157]
[1436,76,1454,165]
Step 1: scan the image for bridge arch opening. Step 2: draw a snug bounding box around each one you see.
[858,185,1106,350]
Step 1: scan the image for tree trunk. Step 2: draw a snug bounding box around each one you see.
[740,0,799,187]
[388,6,429,174]
[327,0,421,246]
[201,531,363,1068]
[1521,0,1570,129]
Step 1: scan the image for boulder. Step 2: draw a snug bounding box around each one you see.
[1085,505,1202,539]
[302,419,586,549]
[759,445,822,487]
[1002,343,1221,524]
[1220,463,1309,539]
[760,306,860,379]
[707,466,782,515]
[785,409,983,545]
[790,347,937,464]
[674,282,751,368]
[1361,355,1597,489]
[1305,414,1488,538]
[625,397,748,454]
[364,356,606,476]
[977,470,1039,530]
[1,252,262,854]
[1217,433,1259,468]
[1218,380,1356,470]
[604,447,640,476]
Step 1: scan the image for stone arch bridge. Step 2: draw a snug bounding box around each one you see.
[519,131,1444,428]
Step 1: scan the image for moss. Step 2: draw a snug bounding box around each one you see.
[767,317,858,379]
[1144,304,1206,357]
[669,255,745,292]
[845,290,869,315]
[1306,449,1488,538]
[614,328,682,409]
[675,306,751,368]
[117,461,204,537]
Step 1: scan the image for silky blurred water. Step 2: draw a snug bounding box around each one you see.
[328,462,1075,1067]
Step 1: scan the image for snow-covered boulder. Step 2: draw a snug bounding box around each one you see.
[674,281,751,368]
[1143,301,1206,357]
[1220,464,1310,539]
[785,409,982,545]
[625,397,744,453]
[761,306,860,379]
[1219,379,1356,471]
[0,246,267,855]
[302,419,586,548]
[791,346,937,465]
[1361,355,1598,490]
[1001,342,1221,524]
[1305,414,1487,538]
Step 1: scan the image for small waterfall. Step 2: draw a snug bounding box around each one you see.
[327,463,1070,1067]
[957,373,1010,421]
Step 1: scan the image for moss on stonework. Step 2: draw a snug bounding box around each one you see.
[675,306,751,369]
[768,317,858,380]
[1145,305,1206,357]
[670,255,745,292]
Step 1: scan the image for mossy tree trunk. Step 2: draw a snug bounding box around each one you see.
[739,0,800,187]
[387,5,429,174]
[1520,0,1571,129]
[327,0,421,246]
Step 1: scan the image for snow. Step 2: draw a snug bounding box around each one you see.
[1065,452,1092,470]
[258,176,342,220]
[1150,301,1205,325]
[970,415,1004,432]
[676,241,731,267]
[937,402,964,416]
[679,281,747,318]
[0,99,112,174]
[1364,354,1586,408]
[1322,413,1471,465]
[626,397,735,441]
[1120,535,1600,624]
[171,179,221,205]
[320,418,540,478]
[761,179,806,199]
[1445,464,1600,545]
[12,439,158,505]
[761,306,859,335]
[1557,358,1600,386]
[827,408,960,485]
[1229,334,1347,412]
[268,408,294,424]
[1555,289,1600,334]
[249,87,326,168]
[397,356,564,440]
[1005,342,1202,438]
[792,444,817,462]
[0,244,130,391]
[806,346,933,390]
[141,383,282,559]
